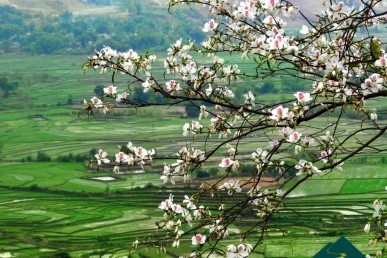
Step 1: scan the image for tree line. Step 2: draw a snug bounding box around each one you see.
[0,4,205,55]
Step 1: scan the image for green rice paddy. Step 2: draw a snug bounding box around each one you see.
[0,54,386,257]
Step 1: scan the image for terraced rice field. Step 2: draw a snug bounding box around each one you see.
[0,161,385,257]
[0,54,386,257]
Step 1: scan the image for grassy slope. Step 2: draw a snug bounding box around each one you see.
[0,54,188,162]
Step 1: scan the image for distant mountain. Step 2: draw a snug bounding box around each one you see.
[0,0,207,54]
[0,0,353,18]
[0,0,359,24]
[0,0,372,55]
[0,0,170,16]
[0,0,114,15]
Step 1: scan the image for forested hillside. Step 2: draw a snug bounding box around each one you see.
[0,0,369,55]
[0,0,206,54]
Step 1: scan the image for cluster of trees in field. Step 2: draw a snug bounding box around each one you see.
[0,75,18,97]
[21,149,98,163]
[0,3,205,54]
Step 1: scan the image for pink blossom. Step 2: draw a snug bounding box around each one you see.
[103,85,117,95]
[320,150,329,163]
[268,34,288,50]
[295,159,321,175]
[270,106,289,121]
[236,0,257,19]
[192,234,206,245]
[116,92,128,102]
[165,80,182,92]
[262,0,279,10]
[279,127,294,137]
[287,131,302,143]
[320,131,334,144]
[171,203,183,214]
[263,15,275,25]
[183,195,197,210]
[142,78,153,93]
[203,19,218,32]
[159,199,172,211]
[91,96,103,108]
[219,180,242,195]
[95,149,110,165]
[302,136,315,147]
[160,163,176,184]
[122,49,139,60]
[158,194,174,210]
[135,147,146,158]
[375,56,387,67]
[224,88,235,98]
[219,157,234,168]
[115,151,129,163]
[227,243,251,258]
[294,92,312,104]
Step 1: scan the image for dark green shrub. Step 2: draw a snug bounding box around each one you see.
[185,104,200,118]
[36,151,51,162]
[240,163,257,176]
[208,167,219,177]
[258,80,277,94]
[49,252,72,258]
[196,170,210,178]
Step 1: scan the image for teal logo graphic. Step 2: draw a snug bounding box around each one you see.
[314,236,365,258]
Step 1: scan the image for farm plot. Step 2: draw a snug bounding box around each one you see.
[0,162,164,192]
[0,161,385,257]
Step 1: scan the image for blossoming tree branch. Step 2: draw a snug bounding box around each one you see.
[83,0,387,257]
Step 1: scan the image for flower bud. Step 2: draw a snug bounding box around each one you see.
[364,223,371,233]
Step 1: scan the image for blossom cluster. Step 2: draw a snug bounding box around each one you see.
[364,197,386,258]
[83,0,387,256]
[157,193,234,252]
[84,46,156,76]
[92,142,154,173]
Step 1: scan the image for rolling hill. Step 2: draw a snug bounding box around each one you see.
[0,0,320,18]
[0,0,169,16]
[0,0,115,15]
